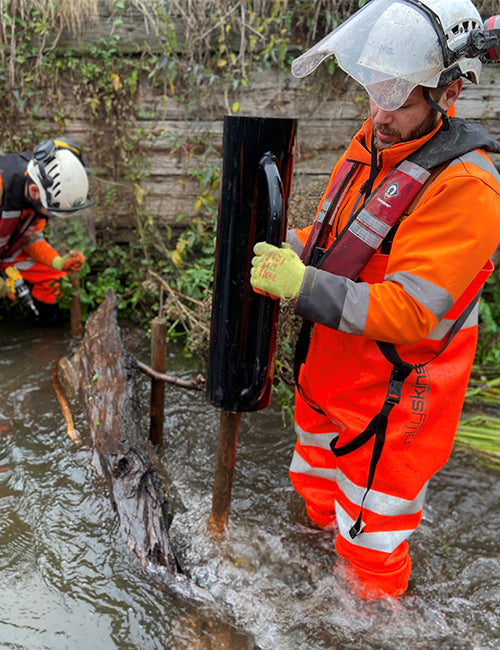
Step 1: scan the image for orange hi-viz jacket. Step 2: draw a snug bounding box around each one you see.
[287,117,500,597]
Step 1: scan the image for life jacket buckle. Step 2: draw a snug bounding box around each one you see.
[309,246,325,267]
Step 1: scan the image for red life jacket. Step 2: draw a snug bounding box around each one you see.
[301,118,500,282]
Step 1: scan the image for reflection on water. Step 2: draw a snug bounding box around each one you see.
[0,319,498,649]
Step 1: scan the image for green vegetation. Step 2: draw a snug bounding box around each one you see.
[456,416,500,468]
[0,0,358,343]
[477,274,500,366]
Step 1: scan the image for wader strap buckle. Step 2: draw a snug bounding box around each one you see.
[386,362,414,408]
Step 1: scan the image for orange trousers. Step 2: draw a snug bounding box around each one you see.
[288,282,477,598]
[290,389,423,598]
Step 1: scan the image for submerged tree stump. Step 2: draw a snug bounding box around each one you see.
[79,291,181,574]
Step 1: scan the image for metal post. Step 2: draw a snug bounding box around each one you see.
[207,409,241,535]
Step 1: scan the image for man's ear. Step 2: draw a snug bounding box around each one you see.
[441,79,463,112]
[27,182,40,201]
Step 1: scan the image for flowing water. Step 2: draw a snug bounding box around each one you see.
[0,318,498,649]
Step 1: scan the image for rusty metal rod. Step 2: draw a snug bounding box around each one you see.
[207,409,241,535]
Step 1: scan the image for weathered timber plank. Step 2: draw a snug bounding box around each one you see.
[79,291,181,573]
[25,58,499,242]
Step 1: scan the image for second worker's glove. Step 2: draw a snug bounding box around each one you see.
[250,242,306,300]
[52,250,85,272]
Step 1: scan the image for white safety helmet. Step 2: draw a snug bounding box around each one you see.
[291,0,483,110]
[27,138,95,216]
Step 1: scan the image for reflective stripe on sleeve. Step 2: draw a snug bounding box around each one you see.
[25,231,45,246]
[296,267,370,335]
[427,303,478,340]
[338,282,370,335]
[449,151,500,183]
[4,258,36,269]
[385,270,454,320]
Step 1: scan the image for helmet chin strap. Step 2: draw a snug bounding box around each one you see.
[423,87,450,131]
[26,187,51,217]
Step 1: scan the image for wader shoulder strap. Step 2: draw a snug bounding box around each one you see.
[329,351,413,538]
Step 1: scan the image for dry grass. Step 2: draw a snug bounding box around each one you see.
[0,0,99,39]
[1,1,497,60]
[477,1,500,15]
[0,0,99,85]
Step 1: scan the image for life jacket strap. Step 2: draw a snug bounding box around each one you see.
[301,160,358,265]
[0,211,38,261]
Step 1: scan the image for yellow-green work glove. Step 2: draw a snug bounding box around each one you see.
[52,250,85,272]
[0,276,7,299]
[250,242,306,299]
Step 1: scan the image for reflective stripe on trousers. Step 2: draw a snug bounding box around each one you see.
[289,391,429,596]
[290,422,427,554]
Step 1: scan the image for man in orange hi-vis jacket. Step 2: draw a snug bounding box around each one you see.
[251,0,500,598]
[0,137,95,322]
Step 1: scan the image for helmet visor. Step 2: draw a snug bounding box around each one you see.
[46,195,96,218]
[291,0,444,110]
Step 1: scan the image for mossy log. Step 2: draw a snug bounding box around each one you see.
[59,292,258,647]
[78,290,181,574]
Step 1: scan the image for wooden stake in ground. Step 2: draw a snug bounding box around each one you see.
[68,270,83,338]
[207,410,241,535]
[149,316,167,446]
